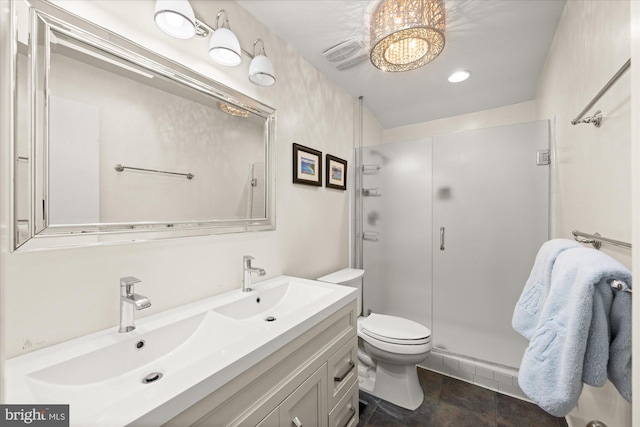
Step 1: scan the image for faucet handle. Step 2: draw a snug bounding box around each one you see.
[120,276,142,287]
[243,255,254,267]
[120,276,141,296]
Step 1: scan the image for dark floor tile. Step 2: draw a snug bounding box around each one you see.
[417,367,444,403]
[401,400,437,427]
[496,393,562,427]
[375,397,416,420]
[362,408,406,427]
[431,401,495,427]
[439,375,497,419]
[357,390,380,427]
[359,376,437,427]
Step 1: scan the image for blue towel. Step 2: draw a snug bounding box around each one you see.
[517,247,632,416]
[608,286,632,401]
[512,239,582,339]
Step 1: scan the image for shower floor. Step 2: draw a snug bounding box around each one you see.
[357,368,568,427]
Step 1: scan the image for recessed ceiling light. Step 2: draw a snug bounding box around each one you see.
[448,70,471,83]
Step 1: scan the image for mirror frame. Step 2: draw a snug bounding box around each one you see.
[11,0,276,251]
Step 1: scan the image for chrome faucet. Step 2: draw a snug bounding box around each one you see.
[119,276,151,333]
[243,255,266,292]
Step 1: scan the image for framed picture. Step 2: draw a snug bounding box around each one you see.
[326,154,347,190]
[293,143,322,186]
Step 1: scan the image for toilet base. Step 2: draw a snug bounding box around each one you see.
[372,360,424,410]
[358,348,425,410]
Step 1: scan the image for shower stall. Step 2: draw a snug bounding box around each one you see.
[353,120,550,372]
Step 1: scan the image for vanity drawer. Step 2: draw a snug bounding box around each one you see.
[327,336,358,410]
[328,380,358,427]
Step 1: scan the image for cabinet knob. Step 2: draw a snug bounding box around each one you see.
[292,416,303,427]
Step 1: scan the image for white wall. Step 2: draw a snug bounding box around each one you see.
[382,100,536,144]
[0,0,383,362]
[535,1,632,426]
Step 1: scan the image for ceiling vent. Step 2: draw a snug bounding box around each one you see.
[323,39,363,62]
[336,54,369,71]
[322,39,368,71]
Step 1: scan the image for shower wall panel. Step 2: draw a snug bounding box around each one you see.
[361,139,432,329]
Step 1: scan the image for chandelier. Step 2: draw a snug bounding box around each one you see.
[370,0,446,72]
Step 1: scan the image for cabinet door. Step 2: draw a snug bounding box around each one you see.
[279,364,328,427]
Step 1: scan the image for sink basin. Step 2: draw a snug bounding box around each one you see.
[24,311,256,413]
[28,312,209,387]
[213,280,333,322]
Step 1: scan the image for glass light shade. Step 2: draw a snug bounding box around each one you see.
[370,0,446,72]
[249,55,276,87]
[209,28,242,66]
[154,0,196,39]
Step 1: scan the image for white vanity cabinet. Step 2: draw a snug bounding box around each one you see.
[162,302,359,427]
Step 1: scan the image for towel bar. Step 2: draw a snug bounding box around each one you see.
[610,280,632,294]
[572,230,631,250]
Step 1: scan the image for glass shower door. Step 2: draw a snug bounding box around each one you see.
[432,120,550,368]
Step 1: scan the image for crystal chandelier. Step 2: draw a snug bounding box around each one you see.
[370,0,446,72]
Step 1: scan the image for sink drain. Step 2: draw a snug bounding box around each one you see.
[265,316,276,322]
[142,372,163,384]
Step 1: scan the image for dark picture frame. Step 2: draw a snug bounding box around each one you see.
[292,143,322,186]
[325,154,347,190]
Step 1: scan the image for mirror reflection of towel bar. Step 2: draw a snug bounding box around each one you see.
[114,163,194,180]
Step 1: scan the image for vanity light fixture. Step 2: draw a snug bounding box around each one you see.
[249,39,276,87]
[208,10,242,66]
[153,1,276,85]
[154,0,197,39]
[370,0,446,72]
[448,70,471,83]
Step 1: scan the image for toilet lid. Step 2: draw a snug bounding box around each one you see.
[360,313,431,345]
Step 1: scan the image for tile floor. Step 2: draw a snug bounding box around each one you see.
[357,368,569,427]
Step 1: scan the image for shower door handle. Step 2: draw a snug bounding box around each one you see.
[440,227,445,251]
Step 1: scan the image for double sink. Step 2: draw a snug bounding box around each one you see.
[5,276,356,427]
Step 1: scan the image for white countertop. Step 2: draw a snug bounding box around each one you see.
[5,276,357,427]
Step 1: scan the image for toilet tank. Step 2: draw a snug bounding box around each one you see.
[317,268,365,315]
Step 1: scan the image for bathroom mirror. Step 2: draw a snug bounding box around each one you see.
[12,0,276,251]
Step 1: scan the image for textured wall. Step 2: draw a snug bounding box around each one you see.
[535,1,632,425]
[1,0,382,358]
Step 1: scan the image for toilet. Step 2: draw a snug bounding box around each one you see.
[318,268,432,410]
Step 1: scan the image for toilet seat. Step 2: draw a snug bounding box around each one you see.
[359,313,431,346]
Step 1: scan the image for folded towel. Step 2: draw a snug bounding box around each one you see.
[517,247,632,416]
[512,239,582,339]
